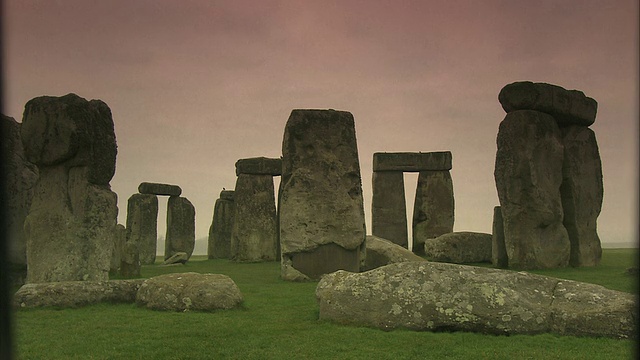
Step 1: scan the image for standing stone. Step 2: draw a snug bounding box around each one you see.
[110,224,126,274]
[164,196,195,261]
[231,174,278,262]
[561,126,603,266]
[491,206,508,268]
[208,190,235,259]
[126,193,158,264]
[279,109,366,281]
[412,170,454,254]
[21,94,118,283]
[494,110,570,269]
[371,171,408,248]
[1,115,39,285]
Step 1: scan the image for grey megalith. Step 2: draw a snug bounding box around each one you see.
[164,196,196,261]
[208,190,235,259]
[126,193,158,265]
[412,170,454,255]
[371,171,408,248]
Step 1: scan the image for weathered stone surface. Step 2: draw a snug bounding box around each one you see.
[109,224,126,273]
[235,157,282,176]
[371,171,408,248]
[494,110,570,269]
[362,235,425,272]
[373,152,452,172]
[208,190,235,259]
[316,262,636,339]
[491,206,508,268]
[231,174,278,262]
[561,126,603,267]
[138,182,182,196]
[1,115,39,285]
[164,196,196,261]
[21,93,117,185]
[119,230,141,278]
[14,279,144,308]
[21,94,118,283]
[423,232,492,264]
[279,109,366,281]
[498,81,598,127]
[163,252,188,265]
[126,193,158,265]
[412,170,454,255]
[136,272,243,312]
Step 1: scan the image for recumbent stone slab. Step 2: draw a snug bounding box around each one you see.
[361,235,425,272]
[373,151,452,172]
[423,232,492,264]
[235,157,282,176]
[138,182,182,196]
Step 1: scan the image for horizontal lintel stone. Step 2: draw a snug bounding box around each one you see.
[138,182,182,196]
[235,157,282,176]
[373,151,452,172]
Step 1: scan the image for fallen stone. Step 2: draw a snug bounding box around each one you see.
[163,252,189,265]
[235,157,282,176]
[373,152,452,172]
[362,235,425,272]
[412,170,454,255]
[498,81,598,127]
[208,190,235,259]
[138,182,182,196]
[423,232,492,263]
[136,272,243,312]
[14,279,144,308]
[316,261,636,339]
[371,171,408,248]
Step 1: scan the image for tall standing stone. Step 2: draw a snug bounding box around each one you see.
[494,110,570,269]
[126,193,159,264]
[231,174,278,262]
[561,126,603,266]
[279,109,366,281]
[164,196,195,261]
[21,94,118,283]
[412,170,454,254]
[1,115,39,285]
[371,171,408,248]
[208,190,235,259]
[491,206,508,268]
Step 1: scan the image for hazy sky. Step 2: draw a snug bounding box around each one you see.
[4,0,638,248]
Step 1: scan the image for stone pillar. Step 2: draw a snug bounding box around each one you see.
[208,190,235,259]
[494,110,569,269]
[491,206,508,268]
[21,94,118,283]
[412,170,454,255]
[561,125,603,266]
[110,224,126,274]
[126,193,158,264]
[371,171,407,248]
[279,109,366,281]
[1,115,39,285]
[164,196,196,261]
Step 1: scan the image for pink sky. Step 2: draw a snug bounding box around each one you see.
[4,0,638,248]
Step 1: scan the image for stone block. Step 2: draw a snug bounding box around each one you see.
[138,182,182,196]
[235,157,282,176]
[371,171,408,248]
[164,196,196,261]
[208,190,235,259]
[412,170,454,255]
[126,193,158,265]
[373,151,452,172]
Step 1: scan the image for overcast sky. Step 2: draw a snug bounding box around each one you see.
[4,0,638,248]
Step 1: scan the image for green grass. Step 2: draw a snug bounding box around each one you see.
[13,249,638,359]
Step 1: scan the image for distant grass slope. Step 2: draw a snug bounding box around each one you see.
[14,249,637,360]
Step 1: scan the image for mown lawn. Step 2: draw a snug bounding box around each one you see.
[13,249,638,359]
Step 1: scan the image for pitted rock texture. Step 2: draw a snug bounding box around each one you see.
[164,196,196,261]
[14,279,144,308]
[138,182,182,196]
[423,232,492,264]
[373,151,452,172]
[208,190,235,259]
[136,272,243,312]
[371,171,408,248]
[498,81,597,127]
[126,193,159,265]
[235,157,282,176]
[362,235,425,272]
[279,109,366,280]
[412,170,454,255]
[494,110,569,269]
[491,206,508,268]
[316,262,636,339]
[110,224,126,273]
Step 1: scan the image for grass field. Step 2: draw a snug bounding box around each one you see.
[12,248,638,359]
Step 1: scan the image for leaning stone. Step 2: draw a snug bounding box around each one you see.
[164,196,196,261]
[362,235,425,272]
[208,190,235,259]
[373,151,452,172]
[560,125,603,266]
[279,109,366,280]
[423,232,492,264]
[138,182,182,196]
[495,110,569,269]
[412,170,454,255]
[316,262,636,339]
[163,252,189,265]
[136,272,243,312]
[491,206,508,268]
[498,81,597,127]
[14,279,144,308]
[126,193,158,265]
[371,171,408,248]
[235,157,282,176]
